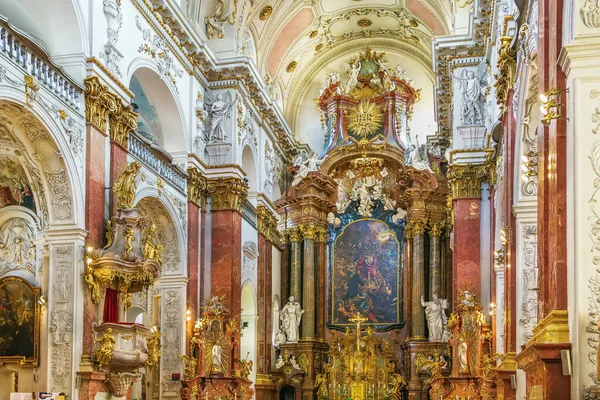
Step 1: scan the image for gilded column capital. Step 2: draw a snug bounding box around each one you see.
[405,218,428,238]
[428,221,444,237]
[84,76,118,132]
[494,36,517,112]
[188,167,208,209]
[257,205,282,246]
[447,163,491,199]
[286,227,303,243]
[300,223,319,241]
[207,177,248,212]
[109,101,138,149]
[316,227,328,243]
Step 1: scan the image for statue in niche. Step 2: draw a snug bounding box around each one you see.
[458,337,468,372]
[454,69,484,125]
[280,296,304,343]
[291,153,323,186]
[206,92,236,143]
[421,294,449,342]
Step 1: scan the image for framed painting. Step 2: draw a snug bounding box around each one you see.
[330,218,401,328]
[0,276,41,365]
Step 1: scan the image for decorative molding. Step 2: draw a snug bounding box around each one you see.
[0,217,37,276]
[581,0,600,29]
[188,167,208,209]
[257,205,282,246]
[161,289,182,395]
[84,76,118,132]
[494,36,517,112]
[519,224,538,344]
[588,139,600,387]
[446,163,492,199]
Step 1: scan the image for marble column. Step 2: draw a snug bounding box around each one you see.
[404,228,413,336]
[288,228,303,301]
[429,222,442,297]
[208,177,247,364]
[315,228,327,338]
[301,224,317,340]
[410,219,427,340]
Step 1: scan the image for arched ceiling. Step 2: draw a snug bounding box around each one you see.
[246,0,452,148]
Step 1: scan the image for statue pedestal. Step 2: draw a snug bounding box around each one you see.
[77,371,112,400]
[456,124,487,149]
[255,374,277,400]
[404,341,451,400]
[205,142,232,165]
[180,375,254,400]
[273,341,329,400]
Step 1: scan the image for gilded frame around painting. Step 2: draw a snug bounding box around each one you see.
[0,276,41,365]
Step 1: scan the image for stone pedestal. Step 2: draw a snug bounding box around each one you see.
[77,371,112,400]
[515,343,571,400]
[456,124,487,148]
[255,374,277,400]
[495,352,516,400]
[205,142,232,165]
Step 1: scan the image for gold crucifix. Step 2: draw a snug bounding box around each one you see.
[349,312,368,350]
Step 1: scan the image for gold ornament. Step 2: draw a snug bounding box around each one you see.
[259,5,273,20]
[94,328,116,369]
[357,18,372,27]
[286,61,298,73]
[146,328,162,369]
[347,100,384,139]
[84,76,118,131]
[112,162,142,209]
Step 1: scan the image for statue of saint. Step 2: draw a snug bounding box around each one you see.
[421,294,449,342]
[274,328,286,348]
[206,92,235,143]
[280,296,304,343]
[455,69,484,125]
[112,162,141,209]
[345,61,361,93]
[458,338,468,373]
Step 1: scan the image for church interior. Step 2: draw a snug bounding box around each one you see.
[0,0,597,399]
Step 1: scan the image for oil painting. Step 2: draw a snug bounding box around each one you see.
[331,219,400,326]
[0,276,40,365]
[0,155,36,213]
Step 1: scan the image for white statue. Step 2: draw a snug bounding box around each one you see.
[345,61,361,93]
[292,153,323,186]
[290,355,301,370]
[103,0,122,46]
[205,0,235,39]
[354,181,374,218]
[206,92,236,143]
[421,294,449,342]
[321,72,342,95]
[212,343,223,373]
[395,64,407,80]
[280,296,304,343]
[274,329,286,348]
[405,135,432,172]
[458,338,468,372]
[391,208,407,224]
[275,354,285,369]
[378,59,395,90]
[455,69,484,125]
[327,212,341,228]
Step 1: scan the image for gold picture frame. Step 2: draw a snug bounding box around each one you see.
[0,276,41,366]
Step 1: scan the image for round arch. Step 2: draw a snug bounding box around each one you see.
[242,145,258,194]
[127,62,187,154]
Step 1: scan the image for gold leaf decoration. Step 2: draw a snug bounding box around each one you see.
[286,61,297,73]
[259,5,273,20]
[347,100,384,138]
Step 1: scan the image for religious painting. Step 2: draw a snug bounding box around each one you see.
[331,219,400,326]
[0,276,41,365]
[0,155,36,213]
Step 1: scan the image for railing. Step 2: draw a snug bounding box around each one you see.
[0,21,82,110]
[129,133,188,195]
[242,200,257,229]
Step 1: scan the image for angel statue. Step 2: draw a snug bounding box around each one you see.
[454,69,484,125]
[112,162,141,209]
[291,153,323,186]
[205,0,236,39]
[206,92,236,143]
[404,135,432,172]
[345,60,361,94]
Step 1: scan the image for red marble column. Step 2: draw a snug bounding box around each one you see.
[452,198,481,301]
[83,123,107,356]
[257,232,269,374]
[537,0,568,320]
[187,201,201,347]
[280,244,290,303]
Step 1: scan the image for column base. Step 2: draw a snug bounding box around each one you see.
[255,374,276,400]
[495,352,516,400]
[515,343,571,400]
[77,371,111,400]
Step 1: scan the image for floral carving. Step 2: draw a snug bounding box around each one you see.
[0,217,36,275]
[519,225,538,343]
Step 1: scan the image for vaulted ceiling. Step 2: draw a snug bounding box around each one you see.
[245,0,452,152]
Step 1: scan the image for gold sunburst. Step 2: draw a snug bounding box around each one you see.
[347,100,384,138]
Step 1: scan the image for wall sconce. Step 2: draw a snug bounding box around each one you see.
[539,87,568,126]
[521,151,538,183]
[38,295,47,307]
[489,302,497,316]
[185,309,192,322]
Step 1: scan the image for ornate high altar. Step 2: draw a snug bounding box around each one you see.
[272,49,460,400]
[179,296,254,400]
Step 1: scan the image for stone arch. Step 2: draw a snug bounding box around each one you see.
[0,0,87,58]
[242,144,259,194]
[127,62,187,154]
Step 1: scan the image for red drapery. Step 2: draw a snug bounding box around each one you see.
[103,288,119,323]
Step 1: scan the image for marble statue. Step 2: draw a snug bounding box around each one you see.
[321,72,342,95]
[275,354,285,369]
[212,343,223,373]
[274,328,286,348]
[405,135,432,172]
[458,338,468,372]
[292,153,323,186]
[290,355,301,370]
[455,69,484,125]
[345,61,361,93]
[327,212,341,228]
[395,64,407,80]
[206,92,236,143]
[355,180,374,218]
[391,207,407,224]
[280,296,304,343]
[421,294,449,342]
[205,0,235,39]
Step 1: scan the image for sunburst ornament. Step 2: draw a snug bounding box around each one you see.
[347,100,384,138]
